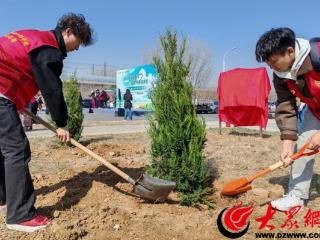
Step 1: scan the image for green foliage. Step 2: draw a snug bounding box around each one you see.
[146,28,212,206]
[63,73,83,141]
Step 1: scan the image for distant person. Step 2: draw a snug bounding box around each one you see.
[256,27,320,211]
[117,88,122,107]
[30,97,38,124]
[20,102,33,131]
[0,13,93,232]
[100,90,110,108]
[90,90,96,109]
[124,89,133,120]
[36,94,44,111]
[95,89,101,108]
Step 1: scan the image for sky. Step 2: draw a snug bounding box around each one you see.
[0,0,319,87]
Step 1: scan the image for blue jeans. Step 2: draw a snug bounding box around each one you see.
[124,108,132,120]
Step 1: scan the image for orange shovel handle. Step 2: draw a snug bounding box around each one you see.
[290,143,319,160]
[248,143,318,183]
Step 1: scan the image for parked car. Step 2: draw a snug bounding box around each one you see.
[196,103,211,114]
[208,100,219,114]
[268,101,276,118]
[268,102,276,112]
[81,98,92,108]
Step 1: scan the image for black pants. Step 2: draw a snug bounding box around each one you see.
[0,98,36,224]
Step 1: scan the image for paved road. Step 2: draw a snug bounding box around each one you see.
[26,108,279,138]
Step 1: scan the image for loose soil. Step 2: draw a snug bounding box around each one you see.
[1,128,320,239]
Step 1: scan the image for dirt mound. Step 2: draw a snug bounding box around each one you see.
[0,133,217,240]
[1,129,319,239]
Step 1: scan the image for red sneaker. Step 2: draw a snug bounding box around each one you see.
[7,214,51,232]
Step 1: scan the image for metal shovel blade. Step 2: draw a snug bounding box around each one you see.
[133,174,176,202]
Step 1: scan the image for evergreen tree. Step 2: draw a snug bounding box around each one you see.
[63,73,83,141]
[147,28,212,206]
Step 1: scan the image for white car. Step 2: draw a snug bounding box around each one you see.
[268,102,276,118]
[268,102,276,113]
[209,101,219,114]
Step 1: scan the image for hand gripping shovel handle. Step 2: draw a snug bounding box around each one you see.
[23,109,136,185]
[247,143,319,183]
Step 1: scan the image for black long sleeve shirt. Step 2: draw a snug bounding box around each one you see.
[28,28,68,127]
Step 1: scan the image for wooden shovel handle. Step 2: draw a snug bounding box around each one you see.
[268,143,318,171]
[23,109,136,185]
[248,143,318,183]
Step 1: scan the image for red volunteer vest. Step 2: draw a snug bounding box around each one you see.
[287,70,320,120]
[0,30,59,110]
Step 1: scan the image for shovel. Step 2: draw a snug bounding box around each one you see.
[221,143,318,196]
[23,109,176,202]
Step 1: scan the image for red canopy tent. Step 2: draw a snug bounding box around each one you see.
[217,67,271,129]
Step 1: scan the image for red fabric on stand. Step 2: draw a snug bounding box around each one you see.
[217,67,271,128]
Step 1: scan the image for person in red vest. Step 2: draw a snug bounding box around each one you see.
[0,13,93,232]
[255,28,320,211]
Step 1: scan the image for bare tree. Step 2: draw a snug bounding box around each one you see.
[186,39,213,88]
[142,41,162,65]
[142,38,213,88]
[142,45,153,65]
[142,36,214,103]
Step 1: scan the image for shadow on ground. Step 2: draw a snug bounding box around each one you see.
[36,164,180,217]
[269,173,320,201]
[229,130,272,138]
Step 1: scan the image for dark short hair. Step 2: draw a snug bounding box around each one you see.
[56,13,93,46]
[255,27,295,62]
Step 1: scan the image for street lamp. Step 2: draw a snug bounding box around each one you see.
[222,46,237,72]
[219,46,236,134]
